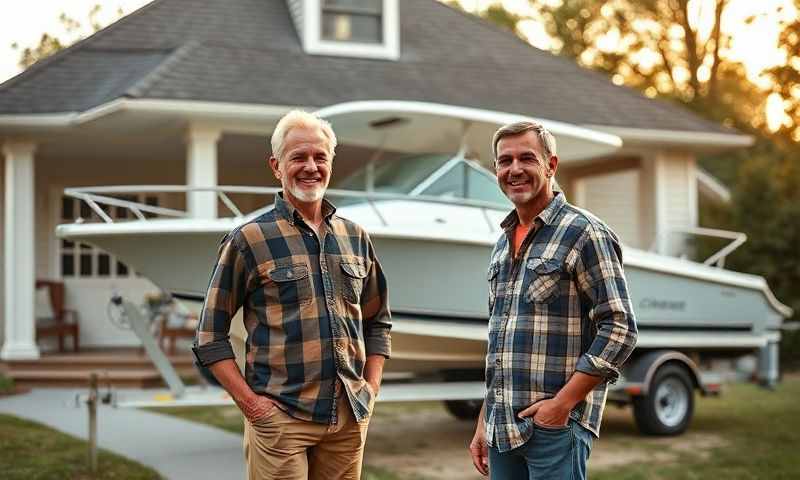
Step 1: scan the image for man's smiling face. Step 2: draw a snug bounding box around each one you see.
[495,130,553,208]
[271,126,332,204]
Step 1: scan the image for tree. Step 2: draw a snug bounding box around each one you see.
[446,0,776,133]
[765,0,800,141]
[443,1,526,36]
[10,5,121,69]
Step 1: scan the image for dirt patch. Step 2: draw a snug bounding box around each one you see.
[365,403,725,479]
[365,405,482,480]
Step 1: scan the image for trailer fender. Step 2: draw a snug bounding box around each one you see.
[622,350,704,396]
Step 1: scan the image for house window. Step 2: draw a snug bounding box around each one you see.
[59,194,160,279]
[321,0,383,44]
[302,0,399,60]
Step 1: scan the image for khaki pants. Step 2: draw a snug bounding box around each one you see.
[243,394,370,480]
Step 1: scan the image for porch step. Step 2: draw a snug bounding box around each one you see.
[7,353,196,372]
[0,349,200,389]
[6,369,180,388]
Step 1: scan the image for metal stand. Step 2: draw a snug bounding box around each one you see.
[112,294,187,397]
[87,373,98,473]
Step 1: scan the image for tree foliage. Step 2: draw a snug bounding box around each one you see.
[10,5,119,69]
[765,0,800,141]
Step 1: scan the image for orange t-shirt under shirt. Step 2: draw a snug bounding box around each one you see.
[513,222,532,258]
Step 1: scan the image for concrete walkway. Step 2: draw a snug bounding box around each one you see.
[0,388,245,479]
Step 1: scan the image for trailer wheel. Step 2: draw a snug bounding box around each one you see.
[444,400,483,420]
[633,364,694,435]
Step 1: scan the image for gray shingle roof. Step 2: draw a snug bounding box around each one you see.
[0,0,731,135]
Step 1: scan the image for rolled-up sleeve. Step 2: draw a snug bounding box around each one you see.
[360,233,392,358]
[192,232,249,367]
[573,226,638,383]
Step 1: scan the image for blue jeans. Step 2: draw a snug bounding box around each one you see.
[489,420,593,480]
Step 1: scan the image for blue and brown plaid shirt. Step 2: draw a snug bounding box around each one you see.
[485,192,637,451]
[193,193,391,424]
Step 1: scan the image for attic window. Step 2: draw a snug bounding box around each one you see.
[302,0,399,60]
[321,0,383,44]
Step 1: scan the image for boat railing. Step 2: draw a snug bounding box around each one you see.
[63,185,509,232]
[656,227,747,268]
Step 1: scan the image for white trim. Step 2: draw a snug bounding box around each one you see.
[303,0,400,60]
[0,113,76,127]
[688,157,698,227]
[0,99,296,129]
[584,124,754,149]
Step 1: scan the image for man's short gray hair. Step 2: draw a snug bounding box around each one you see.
[270,110,338,161]
[492,121,557,160]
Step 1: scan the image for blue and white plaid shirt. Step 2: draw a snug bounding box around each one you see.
[485,192,637,451]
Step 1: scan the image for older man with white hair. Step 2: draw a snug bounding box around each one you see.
[193,110,391,480]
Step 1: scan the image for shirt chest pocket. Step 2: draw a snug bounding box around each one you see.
[259,263,312,306]
[525,257,563,304]
[340,259,368,304]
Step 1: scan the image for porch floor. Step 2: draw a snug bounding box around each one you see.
[0,347,200,389]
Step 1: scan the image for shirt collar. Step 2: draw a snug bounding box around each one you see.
[274,191,337,226]
[500,191,566,231]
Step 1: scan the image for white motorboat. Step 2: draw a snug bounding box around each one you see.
[56,102,791,379]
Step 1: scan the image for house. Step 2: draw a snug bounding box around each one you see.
[0,0,750,359]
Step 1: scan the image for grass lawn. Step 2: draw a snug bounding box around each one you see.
[0,372,15,394]
[0,414,161,480]
[592,374,800,480]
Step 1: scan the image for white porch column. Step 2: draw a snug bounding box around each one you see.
[652,153,669,255]
[1,141,39,360]
[185,125,221,219]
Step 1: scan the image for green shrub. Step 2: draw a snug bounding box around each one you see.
[0,373,14,395]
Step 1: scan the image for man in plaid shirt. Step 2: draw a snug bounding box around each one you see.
[469,121,637,479]
[193,110,391,480]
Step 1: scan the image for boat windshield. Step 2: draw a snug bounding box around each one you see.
[334,154,511,207]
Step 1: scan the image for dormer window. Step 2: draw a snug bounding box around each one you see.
[297,0,399,60]
[321,1,383,44]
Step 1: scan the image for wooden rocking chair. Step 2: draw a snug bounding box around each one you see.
[35,280,80,352]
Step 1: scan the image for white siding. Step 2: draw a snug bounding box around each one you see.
[638,157,656,249]
[664,154,692,229]
[574,169,642,248]
[661,152,695,256]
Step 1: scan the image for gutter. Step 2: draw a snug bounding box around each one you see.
[584,124,754,149]
[0,99,297,130]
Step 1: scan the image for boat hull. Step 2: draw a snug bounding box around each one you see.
[58,216,788,377]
